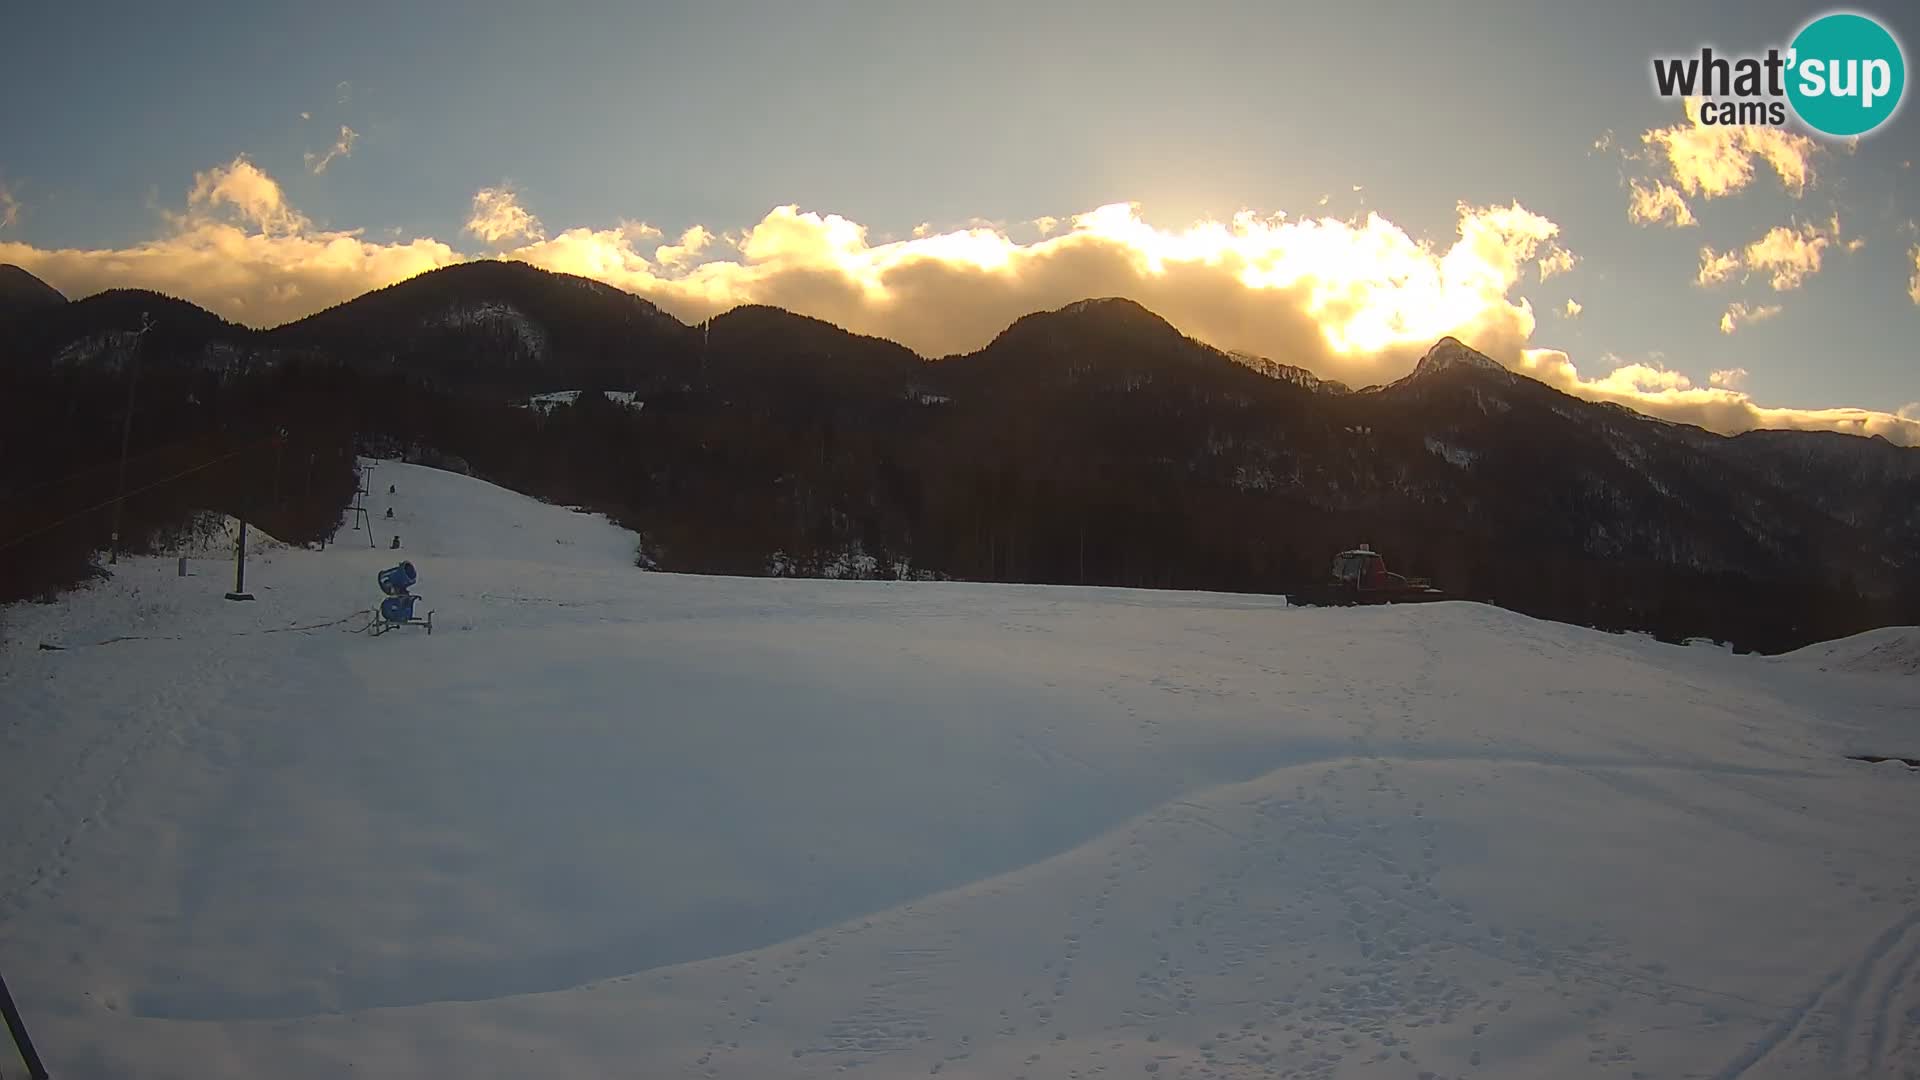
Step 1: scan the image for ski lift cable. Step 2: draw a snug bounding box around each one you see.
[0,433,244,505]
[0,438,271,554]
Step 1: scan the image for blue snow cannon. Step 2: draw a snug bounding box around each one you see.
[377,561,418,597]
[380,594,422,623]
[370,560,432,635]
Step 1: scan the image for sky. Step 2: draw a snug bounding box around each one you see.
[1,0,1916,441]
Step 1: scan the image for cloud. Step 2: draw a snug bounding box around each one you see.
[1709,367,1748,388]
[465,187,544,246]
[299,111,311,121]
[1588,361,1694,395]
[1563,298,1582,318]
[1627,179,1696,227]
[1697,247,1742,286]
[304,125,359,175]
[1901,402,1920,421]
[1748,224,1831,289]
[185,156,309,235]
[1718,303,1780,334]
[1537,247,1577,280]
[0,181,18,229]
[1910,245,1920,305]
[1741,218,1838,290]
[1698,216,1846,292]
[1641,98,1817,199]
[0,155,456,325]
[1516,348,1918,445]
[652,224,711,268]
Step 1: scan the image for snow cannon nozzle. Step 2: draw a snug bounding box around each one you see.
[377,561,418,597]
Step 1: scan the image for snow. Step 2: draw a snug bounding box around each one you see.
[1408,337,1512,381]
[521,390,646,414]
[1774,625,1920,677]
[1422,435,1477,469]
[437,301,549,361]
[3,461,1919,1079]
[156,512,288,558]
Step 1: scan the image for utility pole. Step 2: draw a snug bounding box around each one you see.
[272,428,286,509]
[225,519,255,601]
[108,313,154,564]
[0,964,50,1080]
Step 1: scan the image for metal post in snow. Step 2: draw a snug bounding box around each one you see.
[225,519,254,601]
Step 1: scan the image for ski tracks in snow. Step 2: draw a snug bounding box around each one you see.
[1712,907,1920,1078]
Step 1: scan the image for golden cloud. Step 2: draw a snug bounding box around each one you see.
[1626,179,1696,227]
[1537,247,1578,280]
[1642,98,1817,199]
[186,156,309,236]
[1709,367,1748,388]
[1742,218,1838,290]
[305,125,359,175]
[1718,302,1781,334]
[465,187,544,246]
[1697,247,1742,286]
[1697,216,1846,292]
[651,224,710,268]
[1517,348,1918,445]
[0,156,457,324]
[1563,298,1582,318]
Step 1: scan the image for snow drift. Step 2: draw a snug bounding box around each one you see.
[1775,624,1920,677]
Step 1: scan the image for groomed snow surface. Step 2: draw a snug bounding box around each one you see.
[2,461,1918,1080]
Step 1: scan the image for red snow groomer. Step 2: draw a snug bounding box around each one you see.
[1288,544,1451,607]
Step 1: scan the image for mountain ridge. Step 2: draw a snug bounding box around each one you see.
[0,263,68,321]
[0,259,1910,455]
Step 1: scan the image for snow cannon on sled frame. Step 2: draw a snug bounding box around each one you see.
[1287,544,1453,607]
[368,560,434,635]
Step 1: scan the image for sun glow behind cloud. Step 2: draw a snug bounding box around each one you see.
[1,156,1914,445]
[497,198,1575,374]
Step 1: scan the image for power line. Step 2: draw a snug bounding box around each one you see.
[0,439,270,555]
[0,433,225,506]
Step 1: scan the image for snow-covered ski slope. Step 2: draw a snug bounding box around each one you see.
[2,461,1917,1080]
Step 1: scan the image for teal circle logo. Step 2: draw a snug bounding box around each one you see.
[1786,12,1906,136]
